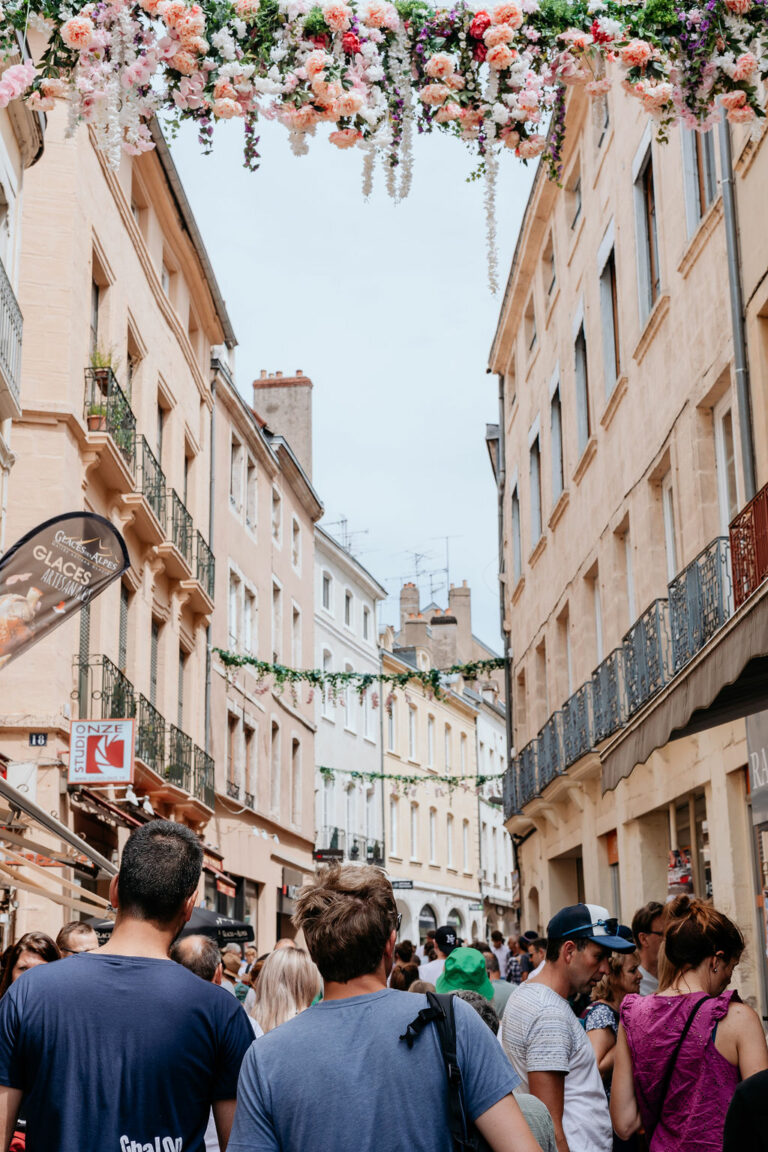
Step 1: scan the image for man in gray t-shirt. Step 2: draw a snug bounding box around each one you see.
[229,864,543,1152]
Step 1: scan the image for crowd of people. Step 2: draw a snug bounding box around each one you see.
[0,819,765,1151]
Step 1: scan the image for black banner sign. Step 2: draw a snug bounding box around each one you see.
[0,512,129,670]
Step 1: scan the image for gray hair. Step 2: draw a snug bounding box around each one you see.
[454,990,499,1035]
[170,934,222,983]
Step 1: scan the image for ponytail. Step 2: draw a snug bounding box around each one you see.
[657,895,744,992]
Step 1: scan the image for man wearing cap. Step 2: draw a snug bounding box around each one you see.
[417,925,459,986]
[501,904,635,1152]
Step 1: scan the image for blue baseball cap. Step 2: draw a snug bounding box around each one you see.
[546,903,636,953]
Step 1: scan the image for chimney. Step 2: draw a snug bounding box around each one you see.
[448,580,472,661]
[252,371,313,479]
[402,613,430,651]
[430,612,458,669]
[399,582,420,631]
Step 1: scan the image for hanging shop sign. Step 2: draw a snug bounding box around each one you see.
[313,848,344,862]
[746,712,768,825]
[0,512,129,671]
[68,719,135,786]
[216,877,237,898]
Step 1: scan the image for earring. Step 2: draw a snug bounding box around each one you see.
[713,965,718,974]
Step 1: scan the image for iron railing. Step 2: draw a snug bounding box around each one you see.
[622,599,670,717]
[193,746,215,809]
[669,537,731,673]
[168,489,194,568]
[137,436,166,528]
[0,255,22,410]
[135,694,165,774]
[503,766,517,820]
[226,779,241,800]
[195,530,215,599]
[84,367,136,472]
[537,714,563,790]
[517,742,538,809]
[730,481,768,609]
[561,683,592,766]
[167,724,192,792]
[244,790,255,809]
[592,649,625,742]
[318,826,346,854]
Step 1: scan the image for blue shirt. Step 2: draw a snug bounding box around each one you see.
[229,988,520,1151]
[0,952,254,1152]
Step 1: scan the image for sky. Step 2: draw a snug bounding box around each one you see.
[170,118,536,651]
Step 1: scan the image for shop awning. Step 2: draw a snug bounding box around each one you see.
[0,775,117,875]
[602,578,768,793]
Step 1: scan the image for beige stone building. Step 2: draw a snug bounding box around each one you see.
[489,82,768,1009]
[0,110,230,940]
[208,369,322,948]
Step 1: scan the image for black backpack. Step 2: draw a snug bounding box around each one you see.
[400,991,493,1152]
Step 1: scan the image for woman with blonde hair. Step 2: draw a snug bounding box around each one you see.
[611,895,768,1150]
[249,946,322,1034]
[585,950,642,1084]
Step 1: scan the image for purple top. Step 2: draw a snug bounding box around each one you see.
[621,990,740,1151]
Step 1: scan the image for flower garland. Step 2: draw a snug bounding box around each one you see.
[318,763,505,794]
[4,0,765,289]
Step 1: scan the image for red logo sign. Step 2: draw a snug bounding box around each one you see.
[69,720,135,785]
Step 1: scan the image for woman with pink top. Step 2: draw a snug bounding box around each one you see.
[610,895,768,1151]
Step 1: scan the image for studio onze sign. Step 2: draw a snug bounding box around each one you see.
[69,719,135,786]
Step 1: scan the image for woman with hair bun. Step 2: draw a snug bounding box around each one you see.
[610,895,768,1150]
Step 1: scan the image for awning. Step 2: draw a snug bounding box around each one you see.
[602,577,768,792]
[0,775,117,875]
[70,787,144,830]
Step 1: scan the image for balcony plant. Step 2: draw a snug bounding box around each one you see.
[86,400,107,432]
[89,346,120,391]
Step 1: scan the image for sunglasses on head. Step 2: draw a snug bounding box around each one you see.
[571,917,619,937]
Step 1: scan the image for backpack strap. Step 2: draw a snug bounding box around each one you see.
[398,1000,444,1049]
[426,992,475,1151]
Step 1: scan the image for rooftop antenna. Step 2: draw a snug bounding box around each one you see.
[323,515,370,555]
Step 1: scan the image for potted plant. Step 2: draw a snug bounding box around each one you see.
[89,346,120,391]
[87,401,107,431]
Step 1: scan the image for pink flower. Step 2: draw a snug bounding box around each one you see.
[425,52,456,78]
[170,48,198,74]
[733,52,758,81]
[175,3,205,42]
[484,23,514,46]
[336,88,365,115]
[60,15,95,50]
[727,104,755,123]
[492,2,523,28]
[361,0,398,29]
[720,89,747,109]
[585,77,612,96]
[158,0,187,27]
[434,101,462,122]
[41,77,68,99]
[213,78,237,99]
[619,39,653,68]
[517,86,539,110]
[486,43,516,69]
[305,49,330,77]
[312,76,343,104]
[469,10,491,38]
[235,0,260,17]
[213,97,242,117]
[279,104,319,129]
[516,134,546,157]
[501,128,520,148]
[329,127,361,147]
[0,62,36,107]
[323,2,353,31]
[725,0,751,12]
[172,73,207,108]
[445,74,465,90]
[418,82,450,105]
[342,31,361,53]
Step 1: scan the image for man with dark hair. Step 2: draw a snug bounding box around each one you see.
[55,921,98,956]
[528,937,547,978]
[490,928,509,977]
[418,923,459,985]
[630,900,664,995]
[0,819,254,1152]
[501,904,635,1152]
[228,863,543,1152]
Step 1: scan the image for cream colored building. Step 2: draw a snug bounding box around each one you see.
[489,82,768,1008]
[0,110,229,940]
[208,368,322,948]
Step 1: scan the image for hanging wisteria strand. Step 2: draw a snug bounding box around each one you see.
[1,0,766,290]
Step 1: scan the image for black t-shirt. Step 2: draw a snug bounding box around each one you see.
[723,1069,768,1151]
[0,952,254,1151]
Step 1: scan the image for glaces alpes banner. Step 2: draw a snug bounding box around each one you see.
[0,512,129,670]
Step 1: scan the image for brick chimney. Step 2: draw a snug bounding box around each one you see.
[399,582,420,631]
[252,370,313,479]
[402,613,430,651]
[448,580,472,662]
[430,611,459,669]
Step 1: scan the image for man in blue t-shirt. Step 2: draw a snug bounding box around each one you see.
[0,819,254,1152]
[228,864,543,1152]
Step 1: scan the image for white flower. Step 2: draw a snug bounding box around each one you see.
[211,27,237,60]
[270,44,289,61]
[492,101,509,123]
[596,16,623,38]
[232,18,247,37]
[366,64,385,80]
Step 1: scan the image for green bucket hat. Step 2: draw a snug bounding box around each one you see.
[435,947,494,1002]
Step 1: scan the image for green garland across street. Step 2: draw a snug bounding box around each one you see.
[317,765,505,794]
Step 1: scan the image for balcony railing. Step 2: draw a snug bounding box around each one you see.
[537,714,563,791]
[561,683,592,767]
[591,649,626,743]
[318,825,346,853]
[168,489,194,568]
[193,746,215,809]
[730,482,768,609]
[195,530,215,599]
[74,655,136,721]
[84,367,137,472]
[167,724,192,793]
[135,694,165,774]
[0,255,22,414]
[244,791,255,809]
[137,436,166,528]
[517,742,538,809]
[226,780,241,801]
[669,537,731,673]
[622,599,670,717]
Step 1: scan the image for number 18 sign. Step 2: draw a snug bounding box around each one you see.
[69,719,135,785]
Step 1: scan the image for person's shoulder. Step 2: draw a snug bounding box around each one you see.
[733,1066,768,1102]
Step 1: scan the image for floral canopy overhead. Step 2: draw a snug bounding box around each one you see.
[0,0,766,287]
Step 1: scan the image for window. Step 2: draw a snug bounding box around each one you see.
[322,572,332,612]
[126,327,142,397]
[525,296,537,353]
[444,724,452,772]
[291,519,301,569]
[624,531,636,623]
[271,487,282,544]
[683,128,717,237]
[567,166,582,230]
[599,248,621,395]
[574,323,591,457]
[511,483,522,584]
[344,663,355,731]
[365,789,375,839]
[460,732,467,772]
[291,738,301,824]
[344,591,353,628]
[183,451,192,510]
[270,721,280,813]
[363,606,370,641]
[591,572,604,664]
[446,813,454,868]
[323,774,334,828]
[228,573,240,648]
[543,234,556,297]
[246,459,257,527]
[714,399,739,534]
[292,605,301,667]
[427,715,435,767]
[551,385,564,503]
[244,588,256,654]
[662,472,678,583]
[118,584,129,671]
[462,819,470,872]
[345,785,356,841]
[150,620,160,706]
[635,147,661,320]
[90,279,100,360]
[271,580,282,662]
[161,261,171,296]
[157,402,165,464]
[227,715,238,787]
[408,705,417,760]
[429,808,437,864]
[364,687,375,740]
[410,803,419,859]
[322,650,334,720]
[529,432,542,545]
[230,438,243,508]
[244,725,257,799]
[177,647,186,729]
[387,702,396,752]
[390,797,399,856]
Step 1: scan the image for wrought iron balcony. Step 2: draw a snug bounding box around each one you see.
[84,367,137,473]
[168,489,194,569]
[730,481,768,609]
[244,791,255,809]
[0,255,22,420]
[193,745,215,809]
[365,839,384,867]
[517,741,538,809]
[195,530,215,599]
[669,537,731,674]
[74,655,136,721]
[136,436,166,529]
[319,825,346,854]
[135,694,166,774]
[592,649,626,742]
[561,683,592,766]
[167,724,193,792]
[226,779,241,801]
[622,599,670,717]
[537,714,563,790]
[503,765,516,820]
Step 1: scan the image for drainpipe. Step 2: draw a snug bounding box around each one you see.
[718,108,756,501]
[205,370,217,754]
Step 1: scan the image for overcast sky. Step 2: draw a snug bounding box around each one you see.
[171,120,535,652]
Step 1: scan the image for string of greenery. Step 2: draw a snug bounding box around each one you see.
[318,764,505,793]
